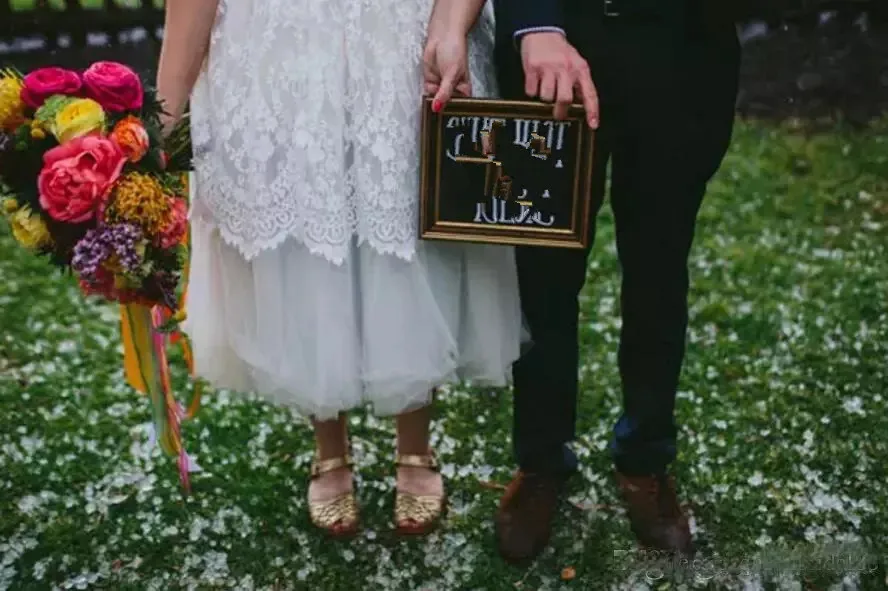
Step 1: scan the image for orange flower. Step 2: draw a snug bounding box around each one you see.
[110,115,149,163]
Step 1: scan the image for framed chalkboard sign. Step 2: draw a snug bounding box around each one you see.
[419,97,595,249]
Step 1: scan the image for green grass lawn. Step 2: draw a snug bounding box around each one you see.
[1,118,887,590]
[8,0,161,11]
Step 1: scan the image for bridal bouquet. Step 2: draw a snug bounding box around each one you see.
[0,62,200,492]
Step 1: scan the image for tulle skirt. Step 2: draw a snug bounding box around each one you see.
[184,217,524,420]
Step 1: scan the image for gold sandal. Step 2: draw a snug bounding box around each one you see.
[308,453,360,537]
[394,452,447,536]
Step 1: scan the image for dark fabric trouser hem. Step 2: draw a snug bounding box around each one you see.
[515,442,579,476]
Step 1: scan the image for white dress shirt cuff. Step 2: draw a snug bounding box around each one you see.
[512,26,567,49]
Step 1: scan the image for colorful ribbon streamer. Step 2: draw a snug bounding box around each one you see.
[120,303,201,493]
[119,216,201,494]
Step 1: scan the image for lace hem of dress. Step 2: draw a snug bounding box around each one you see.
[190,171,420,266]
[214,222,419,266]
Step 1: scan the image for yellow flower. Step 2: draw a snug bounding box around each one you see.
[2,198,18,214]
[9,205,51,250]
[107,172,171,235]
[30,125,46,140]
[51,98,105,143]
[0,76,25,132]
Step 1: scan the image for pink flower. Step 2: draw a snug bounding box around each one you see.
[38,135,127,224]
[82,61,143,113]
[20,67,82,108]
[158,197,188,249]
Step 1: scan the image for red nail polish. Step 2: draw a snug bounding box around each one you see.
[432,99,441,113]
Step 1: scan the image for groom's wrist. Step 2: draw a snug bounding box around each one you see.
[513,27,566,49]
[502,0,567,47]
[514,26,567,38]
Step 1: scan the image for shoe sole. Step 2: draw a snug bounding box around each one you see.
[494,517,549,566]
[320,522,361,539]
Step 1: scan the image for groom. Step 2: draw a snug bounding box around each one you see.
[487,0,742,564]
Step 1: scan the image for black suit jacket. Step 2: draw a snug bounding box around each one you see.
[492,0,565,39]
[493,0,747,41]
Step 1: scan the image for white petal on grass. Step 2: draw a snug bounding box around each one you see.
[842,396,865,416]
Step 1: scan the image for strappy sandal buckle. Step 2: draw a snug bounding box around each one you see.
[311,453,353,479]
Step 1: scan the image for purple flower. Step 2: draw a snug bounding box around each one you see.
[72,223,144,282]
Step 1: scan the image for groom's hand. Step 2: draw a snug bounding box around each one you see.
[520,32,599,129]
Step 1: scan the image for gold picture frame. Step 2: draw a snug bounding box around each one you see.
[419,96,596,249]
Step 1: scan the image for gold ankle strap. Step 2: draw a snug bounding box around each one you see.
[311,454,353,478]
[396,452,439,470]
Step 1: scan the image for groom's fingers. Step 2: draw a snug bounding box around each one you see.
[553,70,574,120]
[519,32,599,127]
[538,71,556,103]
[575,67,600,129]
[524,68,540,98]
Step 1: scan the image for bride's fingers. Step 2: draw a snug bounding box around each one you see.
[425,82,440,96]
[432,68,460,112]
[454,80,471,97]
[422,56,441,82]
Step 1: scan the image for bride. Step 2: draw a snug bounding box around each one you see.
[156,0,521,536]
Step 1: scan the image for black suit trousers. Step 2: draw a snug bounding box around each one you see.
[495,13,741,475]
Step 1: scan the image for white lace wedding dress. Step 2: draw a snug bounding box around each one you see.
[184,0,523,419]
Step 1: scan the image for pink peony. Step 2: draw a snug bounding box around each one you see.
[20,67,82,108]
[38,135,127,224]
[81,61,143,113]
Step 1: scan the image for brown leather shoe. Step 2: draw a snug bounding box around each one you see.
[495,471,566,565]
[616,471,694,555]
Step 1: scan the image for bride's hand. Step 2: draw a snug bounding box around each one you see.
[158,99,186,138]
[159,112,180,138]
[422,33,471,112]
[156,82,188,137]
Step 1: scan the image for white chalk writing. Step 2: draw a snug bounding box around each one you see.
[473,198,556,226]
